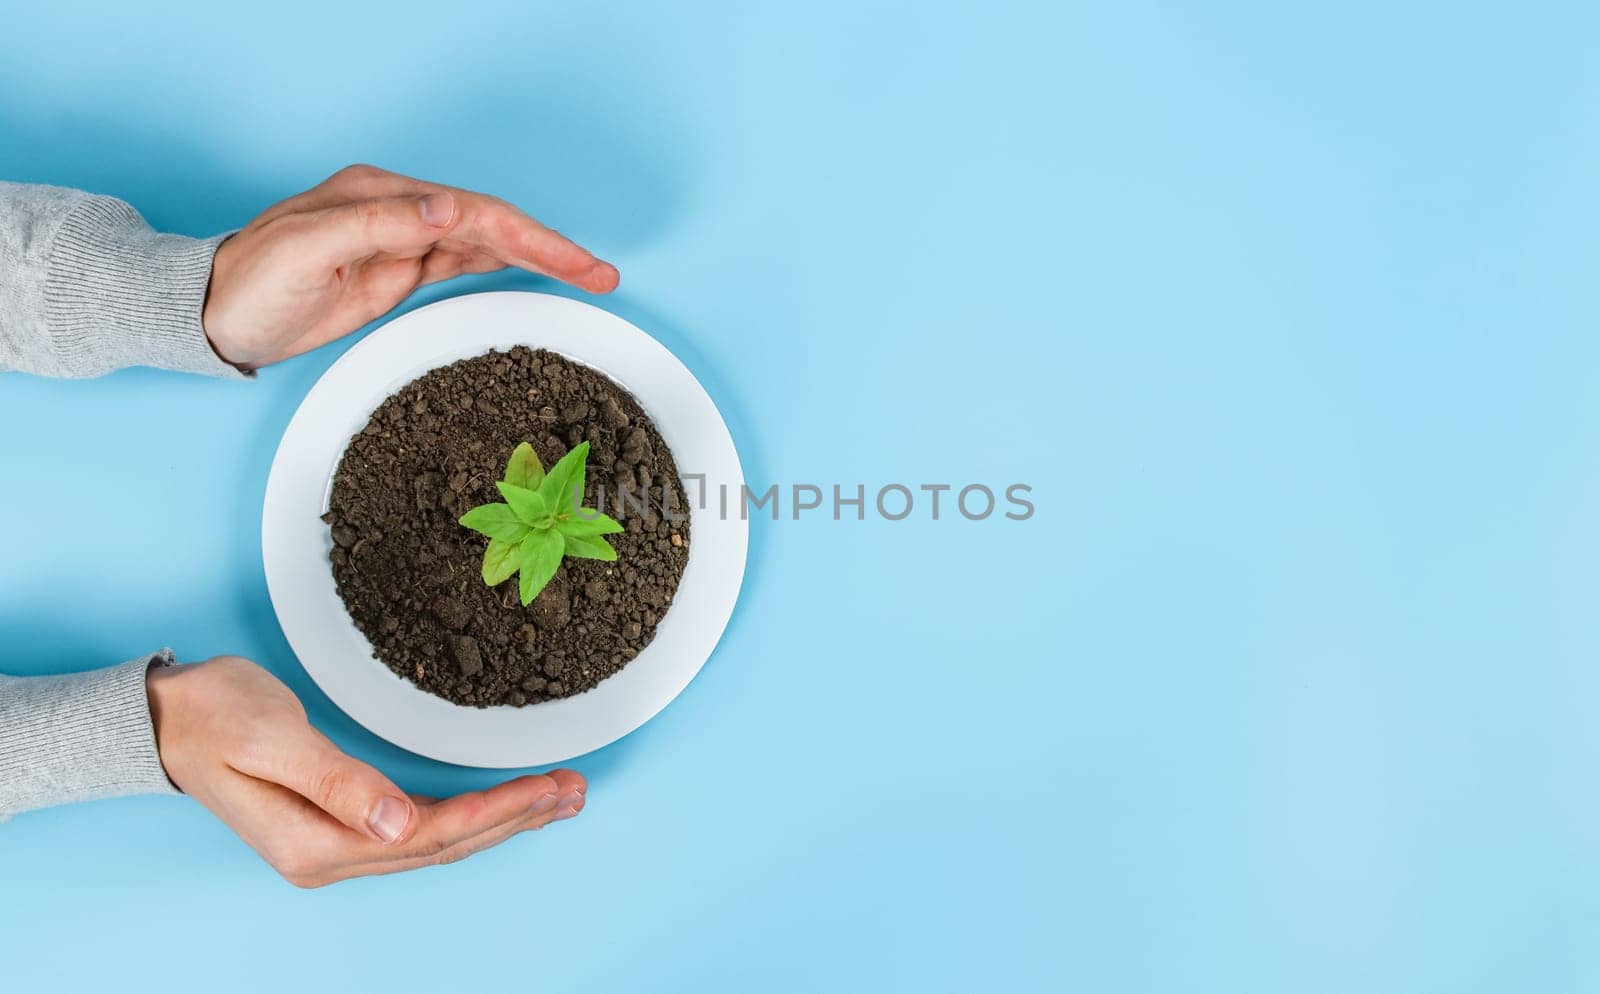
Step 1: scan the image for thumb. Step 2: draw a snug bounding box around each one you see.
[247,727,418,845]
[298,192,458,264]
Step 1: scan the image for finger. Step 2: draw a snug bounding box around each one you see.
[347,774,566,871]
[333,778,587,883]
[415,770,584,853]
[256,165,618,293]
[224,771,550,889]
[347,254,430,323]
[295,193,460,266]
[315,164,428,203]
[324,790,576,883]
[449,195,620,293]
[214,768,577,886]
[229,728,418,846]
[543,767,588,800]
[393,774,562,860]
[243,774,557,881]
[253,164,427,225]
[419,248,508,286]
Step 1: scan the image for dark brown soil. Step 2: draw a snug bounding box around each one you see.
[323,346,690,707]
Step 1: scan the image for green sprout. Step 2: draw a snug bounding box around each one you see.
[458,441,624,605]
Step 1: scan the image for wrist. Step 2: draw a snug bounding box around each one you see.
[144,664,190,789]
[201,234,254,371]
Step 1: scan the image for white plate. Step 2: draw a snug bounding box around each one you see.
[262,291,747,768]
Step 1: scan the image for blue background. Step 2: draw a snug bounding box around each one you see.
[2,1,1599,991]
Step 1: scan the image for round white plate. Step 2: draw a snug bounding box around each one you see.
[262,291,747,768]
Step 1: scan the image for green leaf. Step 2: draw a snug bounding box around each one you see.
[482,536,521,585]
[504,442,544,491]
[497,481,551,524]
[459,442,608,607]
[518,529,566,605]
[459,503,531,542]
[557,509,624,537]
[537,441,590,516]
[562,533,617,561]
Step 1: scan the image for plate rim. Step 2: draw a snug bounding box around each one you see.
[261,290,747,768]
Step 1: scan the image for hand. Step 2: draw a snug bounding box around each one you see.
[147,655,585,888]
[201,163,621,370]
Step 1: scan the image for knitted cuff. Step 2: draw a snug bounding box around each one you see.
[42,195,246,379]
[0,650,181,819]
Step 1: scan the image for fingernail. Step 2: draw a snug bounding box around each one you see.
[419,192,454,227]
[368,795,411,844]
[552,791,585,820]
[529,792,559,816]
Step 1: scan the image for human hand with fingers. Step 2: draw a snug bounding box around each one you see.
[202,163,620,370]
[147,656,586,887]
[166,166,605,882]
[0,167,607,876]
[187,166,605,880]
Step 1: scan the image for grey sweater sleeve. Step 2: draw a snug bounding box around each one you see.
[0,182,247,819]
[0,180,244,378]
[0,651,180,819]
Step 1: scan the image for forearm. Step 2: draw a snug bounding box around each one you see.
[0,180,243,379]
[0,650,180,820]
